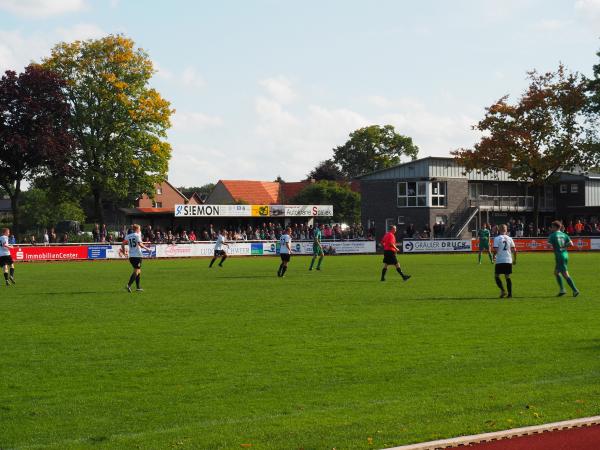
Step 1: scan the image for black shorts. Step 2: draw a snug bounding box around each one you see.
[214,250,226,257]
[129,257,142,269]
[383,250,398,265]
[280,253,291,262]
[0,255,13,266]
[495,263,512,275]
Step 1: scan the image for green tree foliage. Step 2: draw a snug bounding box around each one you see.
[333,125,418,178]
[177,183,215,199]
[292,181,360,223]
[307,159,345,181]
[20,188,85,232]
[43,35,173,222]
[453,65,597,227]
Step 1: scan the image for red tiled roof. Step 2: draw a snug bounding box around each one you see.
[281,181,311,201]
[220,180,281,204]
[136,207,174,213]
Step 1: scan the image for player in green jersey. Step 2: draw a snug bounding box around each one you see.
[309,223,325,271]
[477,223,493,264]
[547,220,580,297]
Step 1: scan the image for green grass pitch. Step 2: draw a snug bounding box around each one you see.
[1,253,600,449]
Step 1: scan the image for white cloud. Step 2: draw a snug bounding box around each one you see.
[55,23,106,41]
[0,0,86,18]
[154,62,174,80]
[575,0,600,25]
[533,18,567,32]
[0,25,105,73]
[259,75,297,104]
[181,67,206,89]
[171,111,223,131]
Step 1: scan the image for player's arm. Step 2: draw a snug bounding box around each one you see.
[492,240,499,260]
[512,243,517,265]
[120,239,128,257]
[286,237,292,253]
[138,238,151,251]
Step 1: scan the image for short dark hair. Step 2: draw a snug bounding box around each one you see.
[552,220,562,229]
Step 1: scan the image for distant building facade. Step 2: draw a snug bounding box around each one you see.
[359,157,600,240]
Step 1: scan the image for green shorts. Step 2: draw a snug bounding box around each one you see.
[555,255,569,273]
[479,241,489,250]
[313,245,324,256]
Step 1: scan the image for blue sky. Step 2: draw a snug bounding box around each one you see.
[1,0,599,186]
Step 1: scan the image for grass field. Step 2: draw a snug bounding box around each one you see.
[1,252,600,449]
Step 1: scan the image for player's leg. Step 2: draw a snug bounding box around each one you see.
[309,253,316,270]
[9,262,15,284]
[554,268,566,296]
[278,255,285,277]
[316,253,324,270]
[135,267,142,291]
[381,263,388,281]
[2,262,9,286]
[505,274,512,298]
[495,266,505,297]
[561,269,579,297]
[280,255,289,277]
[487,248,494,263]
[218,251,227,267]
[478,249,482,264]
[394,262,411,281]
[209,252,218,267]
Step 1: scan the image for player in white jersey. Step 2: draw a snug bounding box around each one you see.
[0,228,15,286]
[209,229,229,268]
[120,224,151,292]
[493,224,517,298]
[277,227,292,277]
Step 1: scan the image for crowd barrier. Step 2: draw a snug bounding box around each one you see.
[8,240,377,262]
[402,237,599,253]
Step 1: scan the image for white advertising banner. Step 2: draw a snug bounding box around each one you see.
[174,204,333,217]
[284,205,334,217]
[590,238,600,250]
[174,204,251,217]
[263,240,376,255]
[402,239,472,253]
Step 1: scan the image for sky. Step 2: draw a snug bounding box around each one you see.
[0,0,599,187]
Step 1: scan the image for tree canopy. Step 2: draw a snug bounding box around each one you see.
[332,125,418,178]
[453,64,598,226]
[43,34,173,221]
[306,159,345,181]
[292,181,360,223]
[0,64,74,236]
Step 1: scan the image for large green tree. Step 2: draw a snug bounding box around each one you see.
[333,125,418,178]
[306,159,345,181]
[0,65,74,237]
[43,35,173,222]
[292,181,360,223]
[453,65,597,228]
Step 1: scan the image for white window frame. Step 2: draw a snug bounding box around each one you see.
[397,181,428,208]
[152,201,163,208]
[397,216,405,225]
[560,184,567,194]
[430,181,447,207]
[571,184,579,193]
[385,218,396,230]
[156,187,163,195]
[469,183,483,199]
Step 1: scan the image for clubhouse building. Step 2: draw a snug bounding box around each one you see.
[359,157,600,240]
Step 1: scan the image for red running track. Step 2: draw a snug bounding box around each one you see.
[467,425,600,449]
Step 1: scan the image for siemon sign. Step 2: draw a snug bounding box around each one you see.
[174,204,333,217]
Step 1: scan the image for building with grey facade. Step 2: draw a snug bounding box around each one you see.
[359,157,600,240]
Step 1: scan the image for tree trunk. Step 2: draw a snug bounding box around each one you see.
[93,188,104,223]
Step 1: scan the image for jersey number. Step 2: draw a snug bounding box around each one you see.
[128,238,137,248]
[503,241,508,251]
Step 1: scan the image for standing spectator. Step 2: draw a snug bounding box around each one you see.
[43,229,49,245]
[574,219,584,235]
[189,230,197,242]
[61,233,68,243]
[92,224,100,242]
[100,224,107,242]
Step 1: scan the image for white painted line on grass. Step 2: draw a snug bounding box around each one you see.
[384,415,600,450]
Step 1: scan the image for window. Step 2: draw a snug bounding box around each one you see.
[397,181,427,207]
[152,201,163,208]
[560,184,567,194]
[571,184,579,193]
[435,215,447,224]
[385,218,396,230]
[469,183,483,199]
[156,187,163,195]
[367,219,375,230]
[431,181,447,207]
[397,216,405,225]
